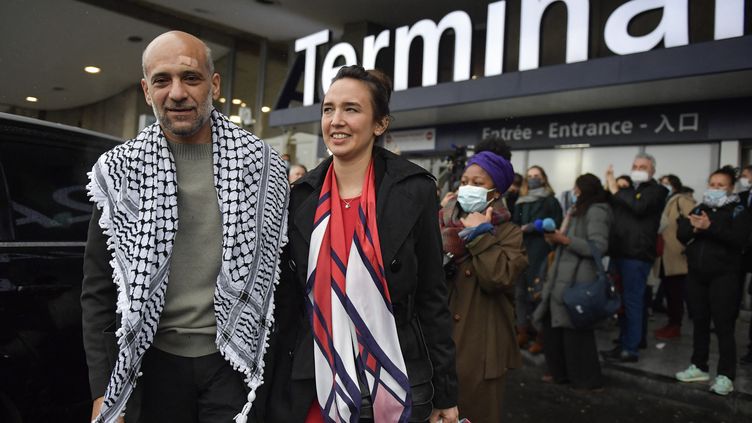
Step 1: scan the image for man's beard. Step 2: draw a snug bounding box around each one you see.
[153,94,213,137]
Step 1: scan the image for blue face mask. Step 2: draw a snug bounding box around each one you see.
[569,190,578,205]
[663,184,673,196]
[703,189,728,207]
[457,185,494,213]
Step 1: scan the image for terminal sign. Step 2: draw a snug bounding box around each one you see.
[295,0,747,106]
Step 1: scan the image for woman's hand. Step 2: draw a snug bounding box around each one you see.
[544,229,570,245]
[429,406,460,423]
[688,211,711,231]
[460,207,493,228]
[441,191,457,208]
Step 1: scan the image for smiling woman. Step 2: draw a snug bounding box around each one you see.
[261,65,460,423]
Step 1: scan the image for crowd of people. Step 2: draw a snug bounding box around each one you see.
[81,30,751,423]
[503,157,752,398]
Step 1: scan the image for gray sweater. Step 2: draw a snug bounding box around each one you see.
[82,141,224,398]
[152,141,222,357]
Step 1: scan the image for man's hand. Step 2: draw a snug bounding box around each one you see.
[92,397,125,423]
[460,207,493,228]
[605,164,618,194]
[429,406,460,423]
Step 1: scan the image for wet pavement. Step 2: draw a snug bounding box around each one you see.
[513,309,752,422]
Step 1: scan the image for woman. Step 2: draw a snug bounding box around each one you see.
[532,173,612,390]
[675,166,752,396]
[654,174,695,339]
[261,65,459,422]
[513,165,563,353]
[439,151,527,421]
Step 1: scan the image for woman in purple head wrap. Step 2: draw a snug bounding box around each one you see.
[438,150,528,422]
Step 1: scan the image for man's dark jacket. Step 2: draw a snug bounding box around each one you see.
[81,207,118,399]
[257,147,458,422]
[608,179,668,262]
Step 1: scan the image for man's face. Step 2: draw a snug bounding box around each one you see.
[141,35,220,143]
[632,158,654,177]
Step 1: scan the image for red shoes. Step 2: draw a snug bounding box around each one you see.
[654,324,681,340]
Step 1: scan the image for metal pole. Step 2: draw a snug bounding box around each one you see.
[255,39,268,136]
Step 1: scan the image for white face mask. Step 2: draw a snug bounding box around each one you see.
[740,177,751,190]
[631,170,650,184]
[703,188,729,207]
[457,185,494,213]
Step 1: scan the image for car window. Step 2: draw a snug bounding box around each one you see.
[0,161,14,240]
[0,132,113,242]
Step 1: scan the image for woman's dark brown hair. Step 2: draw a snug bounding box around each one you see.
[709,165,737,186]
[572,173,609,217]
[331,65,393,125]
[520,165,554,196]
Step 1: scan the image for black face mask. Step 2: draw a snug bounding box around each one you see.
[505,191,519,202]
[527,177,543,190]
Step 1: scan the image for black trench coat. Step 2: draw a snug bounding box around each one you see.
[257,147,458,422]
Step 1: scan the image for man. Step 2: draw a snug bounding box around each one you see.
[82,31,289,423]
[601,153,668,362]
[738,165,752,364]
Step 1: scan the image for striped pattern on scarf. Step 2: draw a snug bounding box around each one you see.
[307,161,411,423]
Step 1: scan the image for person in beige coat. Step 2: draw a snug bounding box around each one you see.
[655,175,696,339]
[440,151,528,422]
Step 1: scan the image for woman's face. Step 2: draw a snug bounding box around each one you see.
[708,173,733,193]
[321,78,386,162]
[460,164,499,200]
[527,167,543,181]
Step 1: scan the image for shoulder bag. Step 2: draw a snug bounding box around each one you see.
[562,241,621,329]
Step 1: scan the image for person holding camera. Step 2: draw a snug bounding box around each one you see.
[675,166,752,396]
[440,151,528,422]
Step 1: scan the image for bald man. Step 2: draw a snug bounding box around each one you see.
[81,31,289,423]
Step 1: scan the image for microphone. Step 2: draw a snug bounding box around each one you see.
[542,217,556,232]
[534,218,557,233]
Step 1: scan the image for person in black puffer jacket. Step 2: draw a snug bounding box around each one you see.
[674,166,752,396]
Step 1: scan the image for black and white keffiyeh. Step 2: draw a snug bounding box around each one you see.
[87,109,289,423]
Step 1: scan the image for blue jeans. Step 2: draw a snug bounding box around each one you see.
[612,258,652,356]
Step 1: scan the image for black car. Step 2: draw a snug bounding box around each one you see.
[0,113,121,423]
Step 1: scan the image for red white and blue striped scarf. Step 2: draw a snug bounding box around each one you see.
[307,161,411,423]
